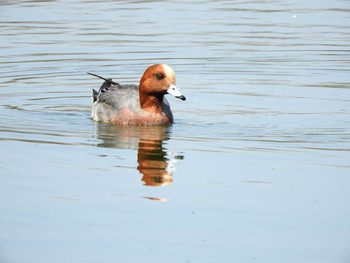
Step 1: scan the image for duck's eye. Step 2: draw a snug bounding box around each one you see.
[155,73,164,80]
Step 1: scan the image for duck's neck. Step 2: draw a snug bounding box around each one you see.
[140,93,164,114]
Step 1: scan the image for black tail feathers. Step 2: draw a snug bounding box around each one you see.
[87,72,119,85]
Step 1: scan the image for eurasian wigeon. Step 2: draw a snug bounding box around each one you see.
[89,64,186,125]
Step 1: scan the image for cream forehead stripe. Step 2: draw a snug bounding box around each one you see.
[162,64,175,79]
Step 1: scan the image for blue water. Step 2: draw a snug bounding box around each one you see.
[1,1,350,262]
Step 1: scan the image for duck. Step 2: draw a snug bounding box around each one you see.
[89,64,186,125]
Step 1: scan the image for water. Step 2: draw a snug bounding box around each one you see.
[1,1,350,262]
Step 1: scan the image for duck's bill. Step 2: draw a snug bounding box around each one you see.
[167,84,186,101]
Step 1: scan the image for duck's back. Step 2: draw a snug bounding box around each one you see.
[91,80,141,123]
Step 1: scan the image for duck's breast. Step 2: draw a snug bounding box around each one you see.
[162,97,173,123]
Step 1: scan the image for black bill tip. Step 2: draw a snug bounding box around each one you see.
[177,95,186,101]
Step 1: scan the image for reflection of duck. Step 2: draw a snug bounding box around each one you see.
[94,123,184,186]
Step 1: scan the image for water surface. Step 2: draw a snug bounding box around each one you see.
[1,1,350,262]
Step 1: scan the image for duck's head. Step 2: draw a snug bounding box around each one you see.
[139,64,186,101]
